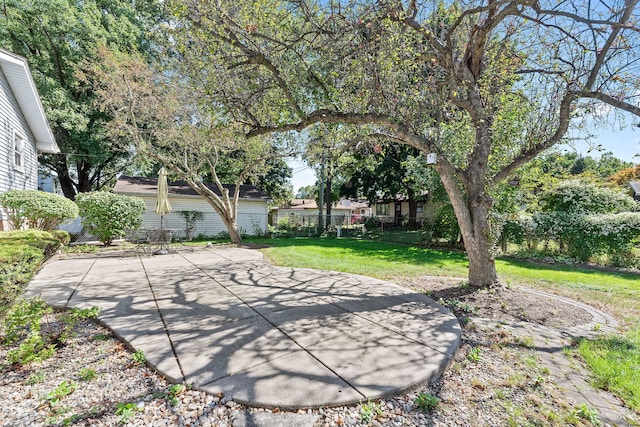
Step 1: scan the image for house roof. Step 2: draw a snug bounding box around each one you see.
[279,198,360,211]
[113,176,271,201]
[630,182,640,195]
[0,48,58,154]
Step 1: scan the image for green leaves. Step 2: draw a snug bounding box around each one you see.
[75,192,146,246]
[0,0,162,198]
[539,179,637,214]
[0,190,79,231]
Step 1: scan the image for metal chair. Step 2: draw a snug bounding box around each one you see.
[147,228,173,254]
[125,228,151,255]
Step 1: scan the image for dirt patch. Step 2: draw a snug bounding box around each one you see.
[396,275,593,328]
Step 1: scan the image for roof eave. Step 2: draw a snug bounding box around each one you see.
[0,49,59,154]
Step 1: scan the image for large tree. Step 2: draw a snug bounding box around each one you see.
[84,46,292,244]
[0,0,161,199]
[165,0,640,286]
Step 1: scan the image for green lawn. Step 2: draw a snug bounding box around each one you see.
[254,236,640,414]
[257,238,638,303]
[258,237,470,279]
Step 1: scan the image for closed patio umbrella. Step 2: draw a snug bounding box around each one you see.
[155,167,172,229]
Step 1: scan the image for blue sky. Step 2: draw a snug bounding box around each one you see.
[566,125,640,162]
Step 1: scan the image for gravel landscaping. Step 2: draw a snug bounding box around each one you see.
[1,277,635,427]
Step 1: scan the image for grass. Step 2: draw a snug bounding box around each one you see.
[252,236,640,414]
[578,329,640,413]
[256,237,638,308]
[256,237,470,279]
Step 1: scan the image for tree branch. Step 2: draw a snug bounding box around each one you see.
[491,90,577,183]
[584,1,638,90]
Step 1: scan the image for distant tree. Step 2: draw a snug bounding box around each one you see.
[609,164,640,186]
[296,185,319,200]
[210,154,293,208]
[594,152,634,179]
[252,158,294,208]
[83,47,293,244]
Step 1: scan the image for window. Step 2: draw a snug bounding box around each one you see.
[14,133,25,172]
[376,203,390,216]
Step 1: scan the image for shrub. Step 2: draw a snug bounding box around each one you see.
[564,212,640,262]
[415,392,440,413]
[75,192,146,246]
[50,230,70,246]
[510,211,640,262]
[433,204,460,245]
[538,179,636,214]
[176,211,204,241]
[0,190,78,231]
[2,298,99,366]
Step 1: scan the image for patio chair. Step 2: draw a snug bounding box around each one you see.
[125,228,151,255]
[147,228,173,254]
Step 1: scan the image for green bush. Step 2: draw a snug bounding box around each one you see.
[509,211,640,262]
[499,180,640,263]
[75,192,146,246]
[538,179,637,214]
[176,210,204,241]
[0,190,78,231]
[564,212,640,262]
[50,230,70,246]
[432,204,460,245]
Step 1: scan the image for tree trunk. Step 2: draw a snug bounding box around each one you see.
[57,169,77,200]
[407,188,417,228]
[325,173,332,230]
[437,161,498,288]
[220,212,242,244]
[76,161,93,193]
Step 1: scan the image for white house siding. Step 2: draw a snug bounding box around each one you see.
[138,195,268,237]
[0,68,39,229]
[0,67,38,193]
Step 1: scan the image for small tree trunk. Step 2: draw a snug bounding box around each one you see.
[220,213,242,244]
[325,174,332,230]
[408,200,417,228]
[77,161,93,193]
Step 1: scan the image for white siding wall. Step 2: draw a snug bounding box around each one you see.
[0,68,39,228]
[138,195,268,237]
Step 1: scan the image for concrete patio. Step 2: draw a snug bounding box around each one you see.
[26,246,461,409]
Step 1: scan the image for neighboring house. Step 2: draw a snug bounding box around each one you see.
[0,48,59,230]
[371,191,432,227]
[630,182,640,201]
[113,176,271,237]
[272,198,371,227]
[38,174,63,195]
